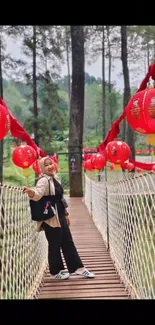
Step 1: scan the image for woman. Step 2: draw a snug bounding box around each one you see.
[23,156,95,280]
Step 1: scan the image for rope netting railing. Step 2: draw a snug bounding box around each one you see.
[84,170,155,299]
[0,185,48,299]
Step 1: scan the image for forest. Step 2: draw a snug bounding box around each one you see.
[2,73,125,151]
[0,26,155,188]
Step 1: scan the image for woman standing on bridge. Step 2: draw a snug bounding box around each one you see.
[23,156,95,280]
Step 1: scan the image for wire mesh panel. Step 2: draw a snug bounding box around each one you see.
[84,173,92,214]
[85,172,108,247]
[84,170,155,299]
[0,185,48,299]
[58,171,85,195]
[58,173,69,194]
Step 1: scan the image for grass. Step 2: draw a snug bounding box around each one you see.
[3,159,35,187]
[58,154,69,172]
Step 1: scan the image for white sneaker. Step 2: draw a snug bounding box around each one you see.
[75,268,95,278]
[52,271,70,280]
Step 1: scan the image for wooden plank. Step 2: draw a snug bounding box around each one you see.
[42,279,122,286]
[42,281,124,293]
[44,273,121,280]
[38,290,129,299]
[73,297,130,300]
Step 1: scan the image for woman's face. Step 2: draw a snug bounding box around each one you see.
[44,158,55,176]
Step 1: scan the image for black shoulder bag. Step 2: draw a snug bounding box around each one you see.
[29,178,56,221]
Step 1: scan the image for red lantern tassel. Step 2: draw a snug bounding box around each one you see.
[146,134,155,146]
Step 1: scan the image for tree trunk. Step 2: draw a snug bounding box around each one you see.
[43,31,48,73]
[32,26,39,146]
[147,42,150,68]
[121,26,135,160]
[106,26,112,125]
[144,50,147,74]
[69,26,84,197]
[0,31,3,185]
[102,26,106,139]
[66,27,71,111]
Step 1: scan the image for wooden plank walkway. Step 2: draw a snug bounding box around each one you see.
[38,198,130,299]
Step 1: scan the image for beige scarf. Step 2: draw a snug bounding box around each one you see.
[39,157,56,193]
[37,157,61,230]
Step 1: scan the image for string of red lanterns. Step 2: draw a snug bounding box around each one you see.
[83,139,155,173]
[2,66,155,177]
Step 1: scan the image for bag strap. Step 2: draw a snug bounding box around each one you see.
[47,179,51,195]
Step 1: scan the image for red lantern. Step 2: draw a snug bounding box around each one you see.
[32,159,41,175]
[0,104,10,140]
[91,153,106,170]
[84,153,93,161]
[127,162,134,171]
[51,153,58,164]
[54,162,58,171]
[12,145,37,168]
[105,140,131,165]
[82,161,87,169]
[110,163,115,170]
[126,87,155,145]
[152,165,155,172]
[84,159,93,171]
[136,167,142,173]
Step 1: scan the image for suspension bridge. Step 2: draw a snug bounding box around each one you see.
[0,169,155,299]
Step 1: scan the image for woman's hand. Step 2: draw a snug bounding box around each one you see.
[65,216,70,227]
[23,187,35,198]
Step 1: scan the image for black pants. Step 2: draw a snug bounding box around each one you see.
[42,217,84,275]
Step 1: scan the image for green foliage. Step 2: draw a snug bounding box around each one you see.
[60,173,69,191]
[84,131,102,148]
[3,145,35,187]
[85,72,97,85]
[58,90,69,127]
[2,71,125,153]
[4,82,30,125]
[39,77,64,129]
[2,71,144,153]
[84,82,102,135]
[56,75,71,93]
[84,80,123,142]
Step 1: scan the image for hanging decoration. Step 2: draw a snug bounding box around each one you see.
[110,163,115,170]
[126,84,155,146]
[105,140,131,170]
[91,153,106,170]
[126,162,135,171]
[12,145,37,168]
[12,145,37,184]
[54,162,58,171]
[2,61,155,176]
[136,167,142,173]
[96,62,155,171]
[0,104,10,140]
[32,159,42,175]
[83,159,93,171]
